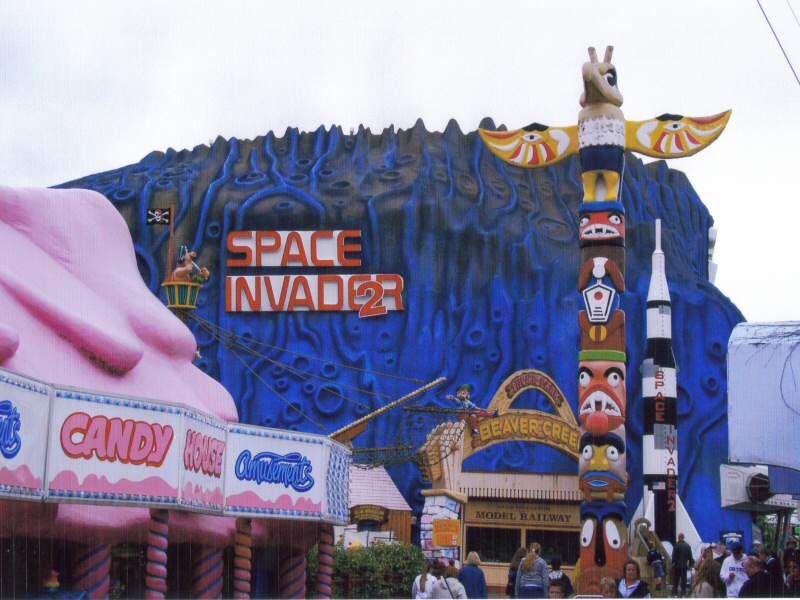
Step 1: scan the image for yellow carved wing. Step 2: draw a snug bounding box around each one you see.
[626,110,731,158]
[479,123,579,168]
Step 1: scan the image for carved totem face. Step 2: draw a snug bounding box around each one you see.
[578,501,629,595]
[579,426,627,503]
[579,202,625,245]
[578,360,626,436]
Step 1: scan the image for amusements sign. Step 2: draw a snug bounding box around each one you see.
[224,424,327,519]
[1,366,350,523]
[225,230,405,318]
[0,370,51,500]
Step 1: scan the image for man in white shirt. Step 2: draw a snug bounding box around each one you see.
[720,543,748,597]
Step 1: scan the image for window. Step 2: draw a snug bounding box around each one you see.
[357,520,381,532]
[525,529,580,566]
[465,527,521,564]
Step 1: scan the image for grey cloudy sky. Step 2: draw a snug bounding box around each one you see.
[1,0,799,322]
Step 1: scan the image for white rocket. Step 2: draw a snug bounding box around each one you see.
[641,219,679,544]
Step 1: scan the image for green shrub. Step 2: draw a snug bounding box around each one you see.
[306,541,425,598]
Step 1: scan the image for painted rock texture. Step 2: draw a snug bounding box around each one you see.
[57,119,749,541]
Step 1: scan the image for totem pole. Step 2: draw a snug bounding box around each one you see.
[479,46,729,593]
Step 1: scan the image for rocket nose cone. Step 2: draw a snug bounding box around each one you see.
[585,411,610,436]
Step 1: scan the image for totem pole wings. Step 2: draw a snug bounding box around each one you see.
[479,113,730,167]
[478,44,730,170]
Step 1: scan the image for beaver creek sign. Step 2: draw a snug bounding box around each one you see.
[461,370,580,461]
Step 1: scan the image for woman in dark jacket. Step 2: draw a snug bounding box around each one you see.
[458,551,488,599]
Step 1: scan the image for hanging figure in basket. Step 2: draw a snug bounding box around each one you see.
[447,384,499,435]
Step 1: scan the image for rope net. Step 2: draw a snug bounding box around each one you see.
[350,406,466,472]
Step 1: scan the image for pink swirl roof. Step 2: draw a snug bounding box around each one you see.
[0,185,240,544]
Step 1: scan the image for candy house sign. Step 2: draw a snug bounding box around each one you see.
[179,408,228,513]
[1,366,350,524]
[46,386,184,506]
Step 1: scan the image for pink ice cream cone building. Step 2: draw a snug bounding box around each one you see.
[0,186,349,598]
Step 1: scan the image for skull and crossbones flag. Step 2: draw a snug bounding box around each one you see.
[147,208,171,225]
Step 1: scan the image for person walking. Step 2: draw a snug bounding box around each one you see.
[758,545,786,597]
[413,558,437,599]
[720,543,747,598]
[785,558,800,596]
[547,555,573,597]
[646,540,666,593]
[458,551,488,599]
[672,533,694,598]
[507,548,527,598]
[689,558,723,598]
[781,538,798,573]
[431,562,467,599]
[515,543,549,599]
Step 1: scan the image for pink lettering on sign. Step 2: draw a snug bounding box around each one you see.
[183,429,225,478]
[60,412,174,467]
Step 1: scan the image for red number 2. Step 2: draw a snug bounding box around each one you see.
[356,281,387,318]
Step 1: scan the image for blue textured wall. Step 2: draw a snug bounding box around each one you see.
[57,119,750,544]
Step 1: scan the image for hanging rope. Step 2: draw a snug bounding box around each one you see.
[183,314,462,469]
[225,346,330,434]
[189,314,382,408]
[189,312,421,385]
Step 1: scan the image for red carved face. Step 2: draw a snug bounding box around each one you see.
[579,360,626,436]
[579,208,625,242]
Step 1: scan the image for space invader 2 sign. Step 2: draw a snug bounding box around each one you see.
[433,518,461,547]
[225,230,404,318]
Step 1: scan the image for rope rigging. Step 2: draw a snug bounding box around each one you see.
[348,404,467,471]
[183,311,463,469]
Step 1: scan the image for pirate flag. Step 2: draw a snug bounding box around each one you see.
[147,208,171,225]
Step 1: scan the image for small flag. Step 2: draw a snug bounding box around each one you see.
[147,208,171,225]
[652,481,666,491]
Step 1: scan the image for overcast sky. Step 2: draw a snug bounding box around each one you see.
[1,1,799,323]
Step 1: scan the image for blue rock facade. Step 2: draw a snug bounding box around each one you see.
[57,118,749,544]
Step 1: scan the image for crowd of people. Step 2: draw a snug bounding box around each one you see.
[412,536,800,599]
[414,543,572,599]
[712,538,800,598]
[670,536,800,598]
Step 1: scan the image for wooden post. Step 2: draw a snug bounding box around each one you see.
[167,200,176,282]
